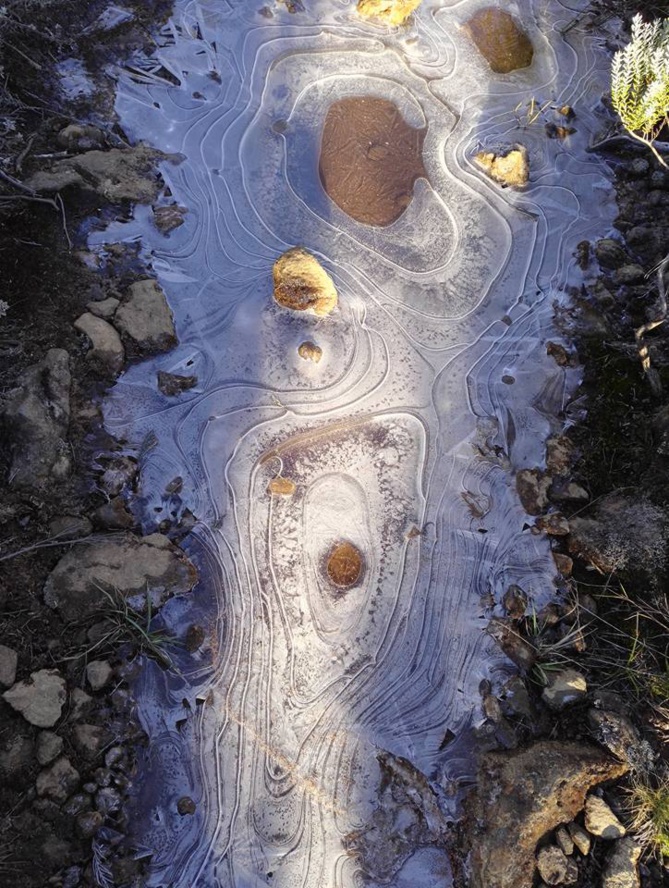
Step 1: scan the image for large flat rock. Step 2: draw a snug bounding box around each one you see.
[468,741,629,888]
[43,533,198,622]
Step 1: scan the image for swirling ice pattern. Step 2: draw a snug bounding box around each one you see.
[99,1,615,885]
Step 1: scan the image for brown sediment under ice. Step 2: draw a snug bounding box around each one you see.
[464,8,534,74]
[319,97,428,227]
[327,541,364,588]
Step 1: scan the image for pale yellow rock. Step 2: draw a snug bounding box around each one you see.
[268,477,296,496]
[273,248,338,316]
[357,0,422,25]
[298,341,323,363]
[475,145,529,187]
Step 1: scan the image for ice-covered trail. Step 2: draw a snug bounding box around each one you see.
[96,1,615,884]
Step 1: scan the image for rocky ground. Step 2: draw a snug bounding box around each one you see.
[1,1,669,887]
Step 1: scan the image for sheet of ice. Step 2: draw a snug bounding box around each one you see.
[96,0,616,884]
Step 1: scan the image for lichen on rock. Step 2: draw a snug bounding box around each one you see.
[475,145,529,188]
[356,0,422,26]
[273,247,337,316]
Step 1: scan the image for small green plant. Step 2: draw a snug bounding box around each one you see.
[611,14,669,167]
[626,775,669,858]
[64,584,179,670]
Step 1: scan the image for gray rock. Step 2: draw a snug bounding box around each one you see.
[36,756,80,802]
[595,238,628,270]
[43,532,198,622]
[542,669,588,711]
[70,688,93,721]
[73,724,111,759]
[516,468,551,515]
[36,731,64,766]
[0,644,18,688]
[2,669,66,727]
[57,124,105,151]
[26,145,164,203]
[86,660,113,692]
[467,741,628,888]
[588,709,654,771]
[568,495,667,575]
[555,825,574,856]
[114,279,177,354]
[584,794,626,839]
[1,348,71,489]
[48,515,93,540]
[536,845,578,885]
[86,296,120,319]
[74,312,125,375]
[602,838,641,888]
[568,822,592,855]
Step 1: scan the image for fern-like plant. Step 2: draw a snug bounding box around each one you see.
[611,14,669,167]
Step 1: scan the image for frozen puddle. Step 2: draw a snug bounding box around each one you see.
[96,1,616,885]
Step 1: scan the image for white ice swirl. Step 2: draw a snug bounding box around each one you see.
[94,1,616,885]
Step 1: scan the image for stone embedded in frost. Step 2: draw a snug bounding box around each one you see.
[584,795,626,839]
[114,279,177,355]
[298,341,323,363]
[158,370,198,396]
[273,248,338,316]
[2,669,67,728]
[475,145,529,188]
[267,477,296,496]
[464,8,534,73]
[516,468,550,515]
[43,532,198,622]
[356,0,422,26]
